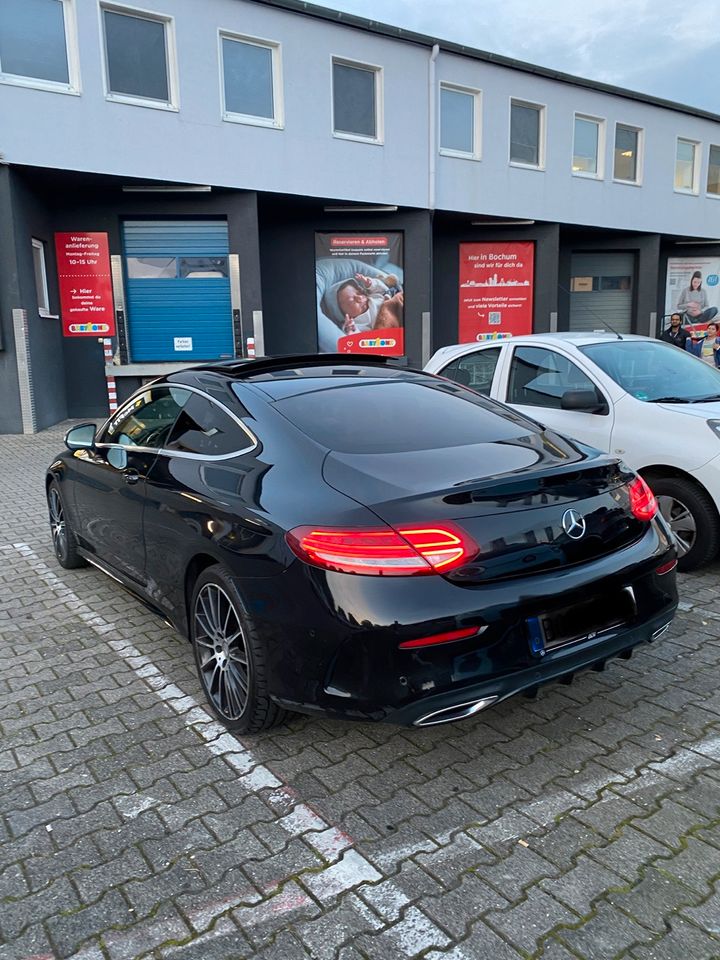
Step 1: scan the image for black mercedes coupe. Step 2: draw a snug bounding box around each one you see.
[46,355,678,732]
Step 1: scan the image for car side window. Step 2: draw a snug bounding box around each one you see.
[165,393,249,457]
[440,347,501,396]
[507,346,602,409]
[100,386,191,448]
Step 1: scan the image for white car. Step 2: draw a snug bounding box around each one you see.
[425,333,720,570]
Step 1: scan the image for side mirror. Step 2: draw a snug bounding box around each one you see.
[561,390,608,415]
[65,423,97,451]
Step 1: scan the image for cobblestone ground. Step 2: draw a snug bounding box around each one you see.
[1,422,719,960]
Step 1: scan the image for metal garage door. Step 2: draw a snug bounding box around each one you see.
[123,220,233,362]
[569,252,635,334]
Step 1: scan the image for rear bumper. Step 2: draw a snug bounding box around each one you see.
[233,520,677,725]
[386,606,675,726]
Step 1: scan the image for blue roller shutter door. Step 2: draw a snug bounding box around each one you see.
[123,220,234,361]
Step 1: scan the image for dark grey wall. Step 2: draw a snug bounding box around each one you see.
[52,184,263,418]
[0,169,264,425]
[0,168,70,433]
[558,231,661,336]
[258,199,433,367]
[432,221,561,350]
[0,167,23,434]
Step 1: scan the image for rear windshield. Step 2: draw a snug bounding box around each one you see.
[272,380,534,453]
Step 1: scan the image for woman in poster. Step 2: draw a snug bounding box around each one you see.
[676,271,719,325]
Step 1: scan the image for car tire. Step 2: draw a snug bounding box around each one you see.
[649,475,720,572]
[190,566,286,734]
[47,480,87,570]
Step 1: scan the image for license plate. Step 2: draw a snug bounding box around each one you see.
[528,586,637,653]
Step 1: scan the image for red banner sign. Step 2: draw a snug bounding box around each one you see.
[55,232,115,337]
[459,241,534,342]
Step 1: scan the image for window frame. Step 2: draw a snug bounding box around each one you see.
[330,56,384,145]
[439,82,482,161]
[99,1,179,112]
[31,238,54,318]
[508,97,546,171]
[97,384,258,460]
[612,122,644,186]
[218,29,284,130]
[439,345,501,396]
[0,0,81,96]
[707,143,720,199]
[572,113,605,180]
[506,344,608,413]
[674,136,701,195]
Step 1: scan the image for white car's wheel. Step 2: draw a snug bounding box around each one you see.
[651,476,720,571]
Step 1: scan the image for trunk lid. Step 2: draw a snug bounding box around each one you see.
[322,430,645,583]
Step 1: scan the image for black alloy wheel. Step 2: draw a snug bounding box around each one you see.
[190,566,285,733]
[47,480,86,569]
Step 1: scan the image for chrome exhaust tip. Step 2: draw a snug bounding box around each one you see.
[651,622,672,641]
[414,695,498,727]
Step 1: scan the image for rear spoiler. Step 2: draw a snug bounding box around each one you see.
[189,353,399,379]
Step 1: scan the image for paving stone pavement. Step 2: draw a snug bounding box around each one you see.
[1,421,719,960]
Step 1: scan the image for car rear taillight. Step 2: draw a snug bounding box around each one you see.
[628,476,658,521]
[286,523,478,576]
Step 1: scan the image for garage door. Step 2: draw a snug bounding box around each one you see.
[123,220,233,362]
[569,252,635,335]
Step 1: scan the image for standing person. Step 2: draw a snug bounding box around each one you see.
[696,321,720,366]
[685,321,720,366]
[660,312,690,348]
[676,271,719,325]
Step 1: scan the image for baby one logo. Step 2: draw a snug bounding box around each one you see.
[359,337,397,349]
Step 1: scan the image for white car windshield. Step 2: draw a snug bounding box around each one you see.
[579,340,720,403]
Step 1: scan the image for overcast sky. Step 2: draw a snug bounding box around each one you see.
[312,0,720,114]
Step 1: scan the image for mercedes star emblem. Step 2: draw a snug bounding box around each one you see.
[562,509,587,540]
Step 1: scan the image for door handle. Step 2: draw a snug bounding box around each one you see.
[123,469,140,485]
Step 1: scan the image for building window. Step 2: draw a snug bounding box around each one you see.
[332,58,382,143]
[613,124,642,183]
[220,33,282,128]
[101,4,177,109]
[509,100,545,168]
[573,114,604,177]
[708,145,720,196]
[440,84,481,159]
[0,0,79,94]
[32,239,52,317]
[675,138,700,193]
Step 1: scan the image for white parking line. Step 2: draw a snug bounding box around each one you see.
[8,543,447,953]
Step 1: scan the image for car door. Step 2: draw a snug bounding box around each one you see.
[140,389,260,621]
[71,385,190,584]
[434,345,504,397]
[503,344,615,452]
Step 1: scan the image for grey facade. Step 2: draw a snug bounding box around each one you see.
[1,0,719,432]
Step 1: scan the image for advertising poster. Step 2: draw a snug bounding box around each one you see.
[665,257,720,331]
[55,232,115,337]
[315,233,404,356]
[458,241,534,342]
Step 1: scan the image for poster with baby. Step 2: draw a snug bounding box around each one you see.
[315,233,405,356]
